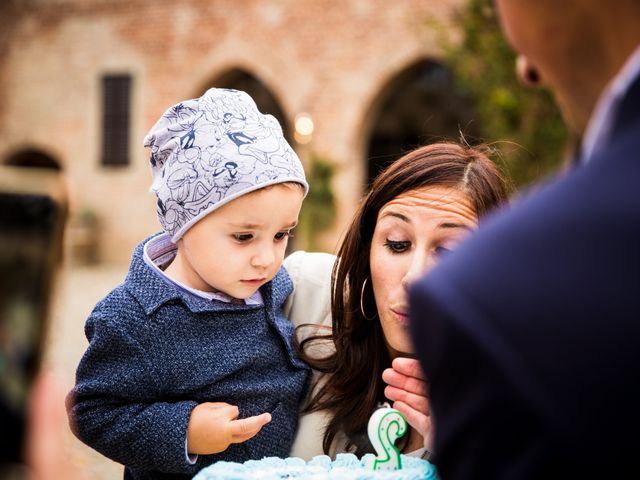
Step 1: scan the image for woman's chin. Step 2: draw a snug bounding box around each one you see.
[394,350,417,359]
[386,342,416,359]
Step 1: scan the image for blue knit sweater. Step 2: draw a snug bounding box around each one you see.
[67,236,310,480]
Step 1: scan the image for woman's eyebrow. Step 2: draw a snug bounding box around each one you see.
[380,211,411,223]
[438,222,473,231]
[380,213,474,230]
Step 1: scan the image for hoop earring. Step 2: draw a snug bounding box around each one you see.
[360,277,377,321]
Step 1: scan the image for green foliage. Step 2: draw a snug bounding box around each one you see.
[297,154,337,250]
[441,0,570,187]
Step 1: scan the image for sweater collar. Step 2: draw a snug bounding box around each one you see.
[142,232,264,306]
[125,234,293,316]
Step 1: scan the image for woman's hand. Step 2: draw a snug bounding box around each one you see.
[382,357,433,450]
[187,403,271,455]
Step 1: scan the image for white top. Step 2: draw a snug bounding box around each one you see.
[283,251,336,459]
[581,45,640,163]
[283,251,427,459]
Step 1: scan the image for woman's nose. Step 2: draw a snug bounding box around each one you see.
[402,251,434,290]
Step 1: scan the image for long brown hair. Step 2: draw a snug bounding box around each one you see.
[295,142,509,456]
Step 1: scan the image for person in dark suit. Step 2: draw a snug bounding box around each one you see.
[409,1,640,478]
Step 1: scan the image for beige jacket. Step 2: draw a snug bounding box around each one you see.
[283,251,427,459]
[283,250,338,459]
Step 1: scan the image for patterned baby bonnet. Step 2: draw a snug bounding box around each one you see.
[143,88,308,241]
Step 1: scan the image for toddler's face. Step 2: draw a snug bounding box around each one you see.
[174,184,304,299]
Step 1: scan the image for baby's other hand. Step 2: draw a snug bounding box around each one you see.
[186,402,271,455]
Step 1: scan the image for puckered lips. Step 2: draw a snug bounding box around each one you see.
[390,306,409,325]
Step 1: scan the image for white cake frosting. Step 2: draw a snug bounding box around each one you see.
[193,453,437,480]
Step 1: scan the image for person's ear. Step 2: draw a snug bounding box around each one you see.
[516,55,541,87]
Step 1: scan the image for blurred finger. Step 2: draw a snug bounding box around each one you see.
[384,385,429,414]
[391,357,425,380]
[382,367,427,396]
[393,400,432,447]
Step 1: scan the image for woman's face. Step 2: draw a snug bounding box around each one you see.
[369,186,478,358]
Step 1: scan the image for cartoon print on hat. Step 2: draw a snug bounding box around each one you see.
[143,88,308,242]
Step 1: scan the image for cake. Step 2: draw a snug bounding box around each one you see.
[192,453,437,480]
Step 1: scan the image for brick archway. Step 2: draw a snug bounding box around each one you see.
[3,148,62,171]
[364,59,477,188]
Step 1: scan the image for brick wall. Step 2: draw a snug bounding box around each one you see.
[0,0,464,263]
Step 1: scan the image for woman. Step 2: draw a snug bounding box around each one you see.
[284,142,509,459]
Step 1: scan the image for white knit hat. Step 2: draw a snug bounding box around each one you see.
[143,88,308,241]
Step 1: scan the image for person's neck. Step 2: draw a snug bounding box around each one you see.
[594,10,640,94]
[575,9,640,135]
[164,250,214,293]
[604,41,640,89]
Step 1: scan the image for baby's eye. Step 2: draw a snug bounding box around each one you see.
[274,230,293,242]
[384,239,411,253]
[233,233,253,242]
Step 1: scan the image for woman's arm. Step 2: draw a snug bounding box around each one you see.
[283,251,336,459]
[283,250,336,329]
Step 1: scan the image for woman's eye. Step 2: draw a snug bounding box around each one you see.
[384,239,411,253]
[435,246,453,257]
[233,233,253,242]
[274,230,293,241]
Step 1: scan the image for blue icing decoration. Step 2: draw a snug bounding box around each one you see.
[193,454,438,479]
[332,453,361,468]
[284,457,307,467]
[244,456,285,469]
[308,455,333,469]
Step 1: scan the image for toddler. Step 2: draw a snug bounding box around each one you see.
[67,88,310,480]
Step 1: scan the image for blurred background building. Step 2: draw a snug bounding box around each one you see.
[0,0,479,263]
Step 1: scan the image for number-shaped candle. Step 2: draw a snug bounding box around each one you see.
[366,406,408,471]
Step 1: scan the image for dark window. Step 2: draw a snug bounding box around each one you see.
[101,75,131,166]
[4,149,61,171]
[366,61,477,188]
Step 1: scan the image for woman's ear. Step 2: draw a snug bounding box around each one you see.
[516,55,541,87]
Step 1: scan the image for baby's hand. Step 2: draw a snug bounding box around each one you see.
[187,402,271,455]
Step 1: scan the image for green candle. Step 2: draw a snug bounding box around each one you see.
[366,405,408,471]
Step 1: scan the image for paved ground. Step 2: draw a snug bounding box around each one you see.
[45,261,129,479]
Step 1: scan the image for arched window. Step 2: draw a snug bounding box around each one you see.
[4,149,61,171]
[203,69,291,143]
[366,60,476,187]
